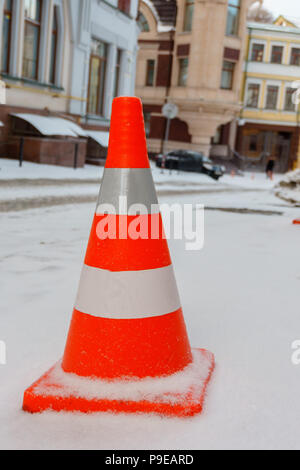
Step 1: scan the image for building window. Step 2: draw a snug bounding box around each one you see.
[183,0,194,32]
[137,12,149,32]
[226,0,240,36]
[246,83,260,108]
[251,43,264,62]
[284,87,295,111]
[118,0,131,16]
[271,46,283,64]
[49,6,58,84]
[87,40,108,116]
[178,57,189,86]
[221,61,235,90]
[265,85,279,110]
[2,0,13,73]
[144,112,151,137]
[145,59,155,86]
[23,0,42,80]
[114,49,122,98]
[290,48,300,66]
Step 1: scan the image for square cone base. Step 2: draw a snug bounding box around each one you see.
[23,349,215,418]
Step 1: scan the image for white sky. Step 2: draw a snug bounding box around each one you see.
[260,0,300,19]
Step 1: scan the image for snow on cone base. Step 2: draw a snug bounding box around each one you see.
[23,349,215,417]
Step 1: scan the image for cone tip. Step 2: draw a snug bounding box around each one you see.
[106,96,149,169]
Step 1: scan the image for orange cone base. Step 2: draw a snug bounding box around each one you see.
[293,219,300,225]
[23,349,215,418]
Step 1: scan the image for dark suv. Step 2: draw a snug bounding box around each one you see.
[155,150,225,180]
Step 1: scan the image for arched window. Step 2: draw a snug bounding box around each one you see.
[23,0,42,80]
[137,12,150,32]
[2,0,13,73]
[49,6,58,84]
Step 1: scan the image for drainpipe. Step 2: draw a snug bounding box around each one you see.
[160,25,176,154]
[240,26,252,123]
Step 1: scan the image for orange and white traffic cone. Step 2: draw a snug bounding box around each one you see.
[23,97,215,417]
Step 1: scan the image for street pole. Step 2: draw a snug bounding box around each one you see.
[163,117,171,156]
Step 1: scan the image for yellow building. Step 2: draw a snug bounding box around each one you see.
[237,19,300,171]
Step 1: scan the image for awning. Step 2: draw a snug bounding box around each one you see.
[10,113,88,137]
[85,130,110,148]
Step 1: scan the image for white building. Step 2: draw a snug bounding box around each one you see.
[0,0,139,166]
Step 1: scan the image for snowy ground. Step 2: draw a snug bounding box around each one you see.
[0,159,300,450]
[0,158,283,213]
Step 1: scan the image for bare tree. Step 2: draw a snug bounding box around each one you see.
[248,5,274,24]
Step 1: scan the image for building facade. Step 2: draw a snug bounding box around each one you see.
[136,0,256,157]
[237,20,300,172]
[0,0,138,166]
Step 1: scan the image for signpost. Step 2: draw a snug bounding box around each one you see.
[162,102,178,155]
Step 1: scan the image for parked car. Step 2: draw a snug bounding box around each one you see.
[155,150,225,180]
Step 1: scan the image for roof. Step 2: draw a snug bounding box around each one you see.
[85,130,110,147]
[247,21,300,35]
[10,114,87,137]
[151,0,177,26]
[274,15,300,29]
[142,0,177,31]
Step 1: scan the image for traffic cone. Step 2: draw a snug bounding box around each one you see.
[23,97,215,417]
[293,219,300,225]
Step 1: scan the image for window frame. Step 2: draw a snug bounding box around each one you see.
[284,86,296,112]
[145,59,156,87]
[270,45,284,64]
[221,60,235,90]
[22,0,43,80]
[137,11,150,32]
[183,0,194,32]
[265,84,280,110]
[226,0,240,37]
[87,40,108,116]
[251,43,265,62]
[290,47,300,66]
[2,0,13,73]
[113,49,122,98]
[245,82,261,109]
[177,57,189,87]
[49,5,58,85]
[118,0,131,16]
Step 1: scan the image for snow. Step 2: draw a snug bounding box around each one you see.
[1,160,300,449]
[31,350,213,405]
[0,158,282,214]
[0,158,103,181]
[274,170,300,205]
[0,157,279,188]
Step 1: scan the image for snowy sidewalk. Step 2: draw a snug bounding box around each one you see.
[0,158,285,214]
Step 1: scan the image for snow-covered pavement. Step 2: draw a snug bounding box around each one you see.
[0,159,300,450]
[0,158,285,213]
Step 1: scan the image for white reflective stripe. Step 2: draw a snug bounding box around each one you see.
[96,168,159,215]
[75,264,181,319]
